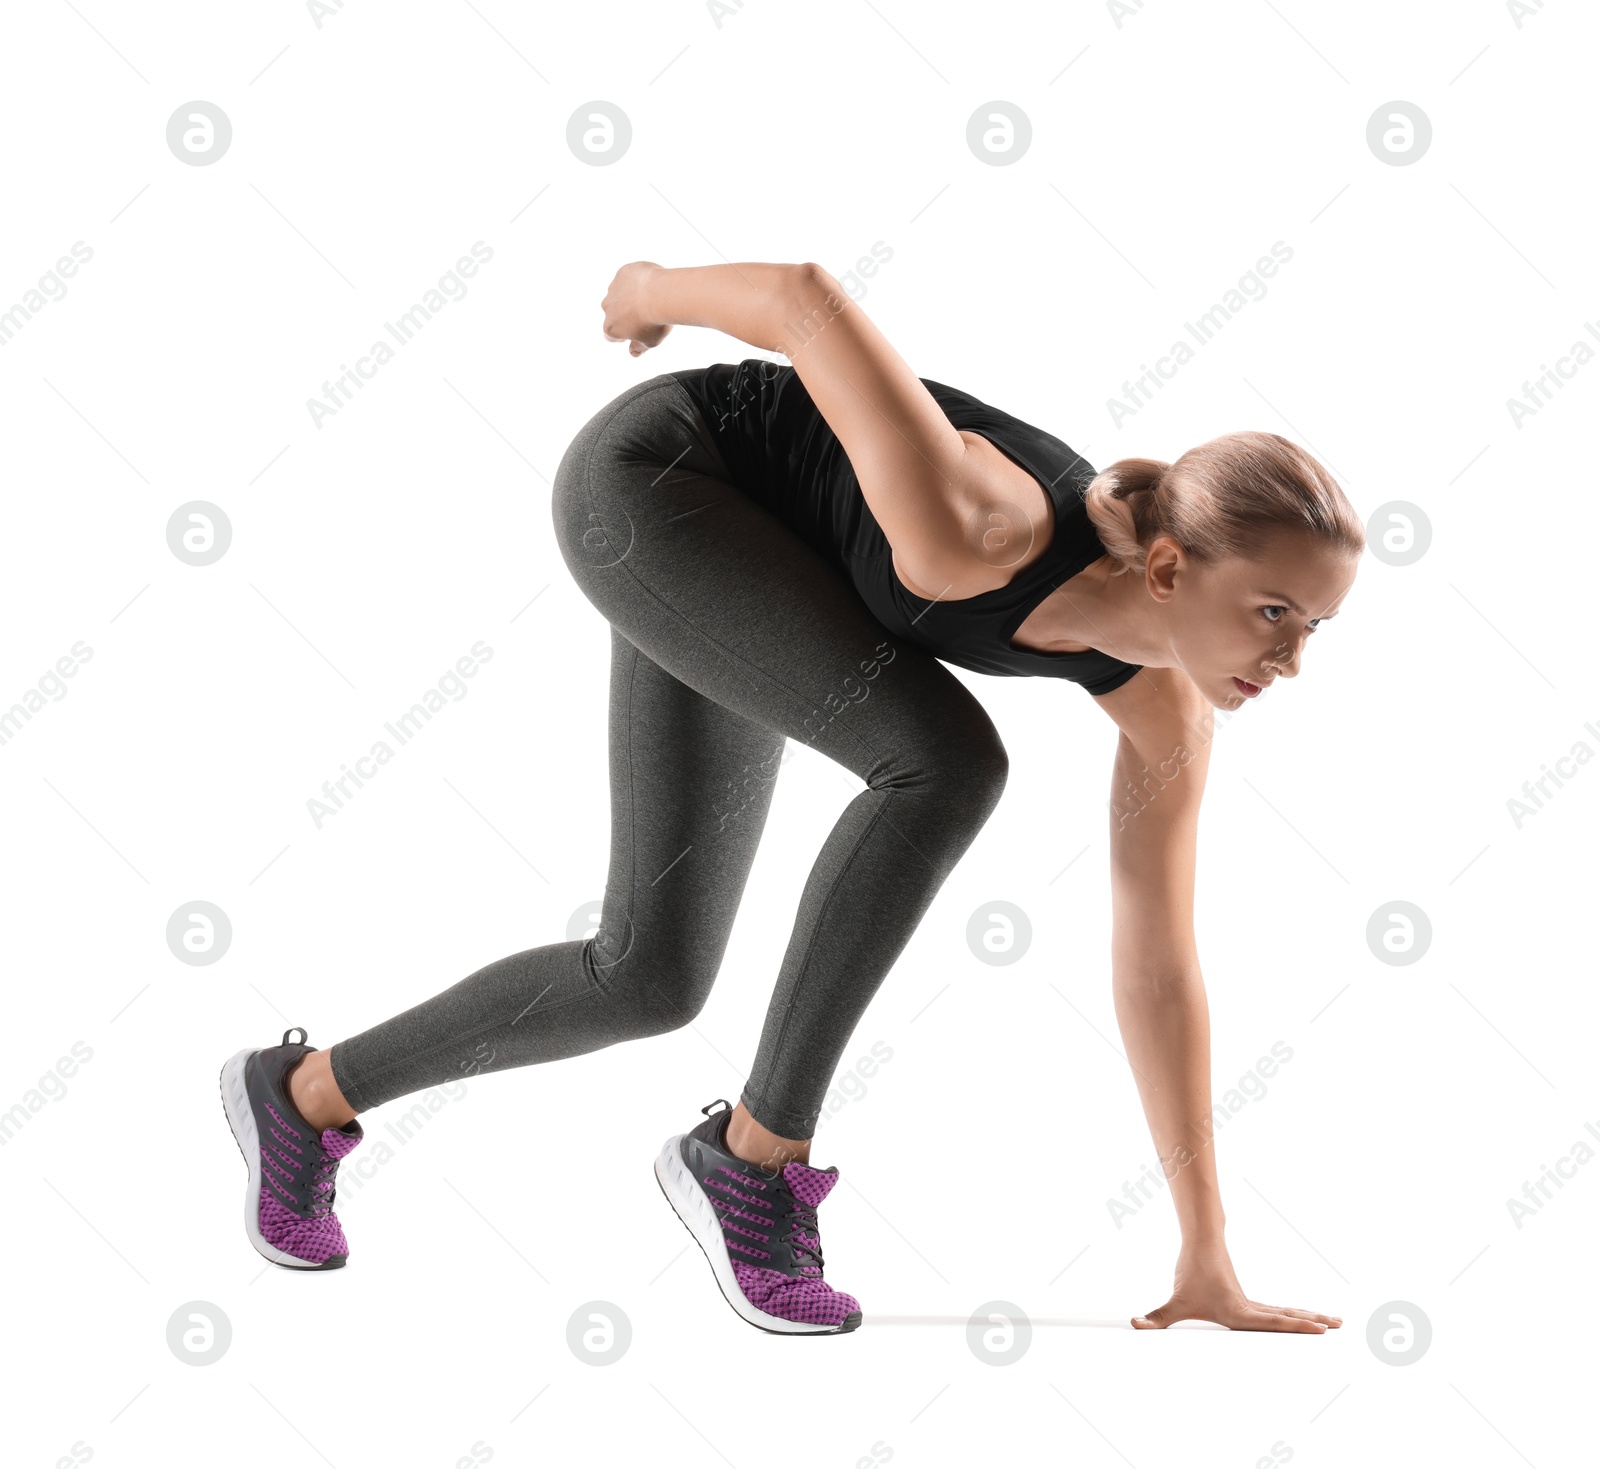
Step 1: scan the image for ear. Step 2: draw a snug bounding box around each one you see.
[1142,535,1185,603]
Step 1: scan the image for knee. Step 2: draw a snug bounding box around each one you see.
[927,714,1010,819]
[873,718,1009,829]
[589,938,714,1039]
[950,727,1010,823]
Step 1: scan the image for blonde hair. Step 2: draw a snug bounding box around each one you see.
[1081,431,1365,577]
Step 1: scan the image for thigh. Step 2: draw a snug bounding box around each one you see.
[552,374,1005,788]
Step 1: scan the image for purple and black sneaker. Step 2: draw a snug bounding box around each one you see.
[654,1098,862,1335]
[218,1026,364,1270]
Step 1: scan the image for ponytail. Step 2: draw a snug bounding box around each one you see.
[1081,432,1363,577]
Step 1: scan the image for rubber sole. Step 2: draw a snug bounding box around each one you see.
[652,1133,861,1336]
[218,1048,345,1271]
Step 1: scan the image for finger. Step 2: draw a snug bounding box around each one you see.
[1132,1302,1183,1329]
[1249,1312,1328,1334]
[1209,1303,1302,1333]
[1258,1304,1343,1326]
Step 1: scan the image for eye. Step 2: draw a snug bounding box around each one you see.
[1261,606,1323,630]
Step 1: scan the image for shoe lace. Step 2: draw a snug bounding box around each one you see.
[781,1200,824,1274]
[307,1150,340,1216]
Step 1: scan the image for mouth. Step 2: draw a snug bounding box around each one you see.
[1232,676,1267,698]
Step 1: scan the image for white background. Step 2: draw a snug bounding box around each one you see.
[2,1,1596,1465]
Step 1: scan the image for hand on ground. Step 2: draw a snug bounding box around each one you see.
[1133,1245,1341,1333]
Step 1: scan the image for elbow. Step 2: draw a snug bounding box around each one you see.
[792,261,834,294]
[788,261,849,316]
[773,262,851,357]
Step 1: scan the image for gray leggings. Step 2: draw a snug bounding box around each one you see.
[327,373,1009,1138]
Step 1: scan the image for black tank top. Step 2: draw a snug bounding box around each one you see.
[670,360,1143,696]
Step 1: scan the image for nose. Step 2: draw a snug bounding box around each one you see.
[1264,634,1306,680]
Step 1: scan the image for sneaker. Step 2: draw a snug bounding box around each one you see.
[653,1098,862,1335]
[218,1026,364,1270]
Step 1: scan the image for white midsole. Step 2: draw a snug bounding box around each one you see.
[219,1048,326,1270]
[653,1133,842,1335]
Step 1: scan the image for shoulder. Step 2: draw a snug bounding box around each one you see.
[1089,663,1213,762]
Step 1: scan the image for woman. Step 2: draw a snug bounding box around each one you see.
[220,260,1357,1339]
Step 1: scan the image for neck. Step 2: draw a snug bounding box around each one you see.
[1039,556,1168,667]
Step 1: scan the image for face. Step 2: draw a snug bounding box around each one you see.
[1148,529,1359,710]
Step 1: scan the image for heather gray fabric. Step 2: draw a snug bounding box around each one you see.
[328,373,1008,1138]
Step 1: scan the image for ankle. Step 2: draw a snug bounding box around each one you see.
[288,1050,357,1131]
[724,1107,809,1171]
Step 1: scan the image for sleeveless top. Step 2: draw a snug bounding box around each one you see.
[670,360,1144,696]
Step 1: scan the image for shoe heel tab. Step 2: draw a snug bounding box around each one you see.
[282,1027,309,1047]
[700,1098,733,1117]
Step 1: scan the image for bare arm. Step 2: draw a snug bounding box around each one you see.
[613,259,1049,598]
[1091,667,1340,1333]
[644,261,801,354]
[1098,667,1224,1242]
